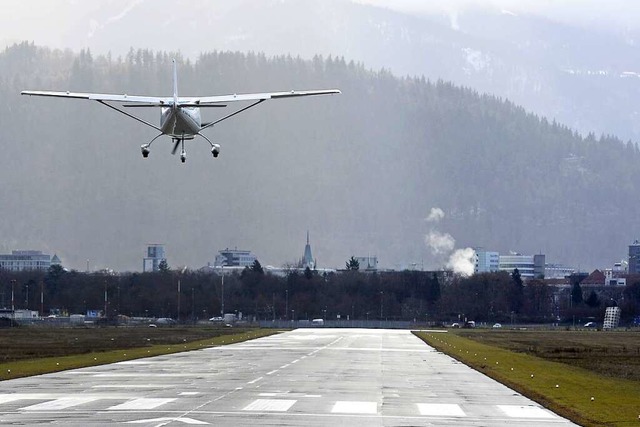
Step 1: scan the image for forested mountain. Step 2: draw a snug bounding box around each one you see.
[9,0,640,143]
[1,43,639,271]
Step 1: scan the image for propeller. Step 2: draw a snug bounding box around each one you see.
[171,138,181,155]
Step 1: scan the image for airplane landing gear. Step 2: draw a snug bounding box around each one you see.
[211,144,220,158]
[198,132,220,159]
[172,135,187,163]
[141,133,163,159]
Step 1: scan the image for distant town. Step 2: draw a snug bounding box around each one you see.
[0,234,638,329]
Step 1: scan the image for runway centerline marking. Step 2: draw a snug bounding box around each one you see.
[247,377,263,384]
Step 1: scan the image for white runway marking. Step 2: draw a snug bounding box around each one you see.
[179,392,200,396]
[92,385,170,389]
[417,403,466,417]
[498,405,557,418]
[115,361,153,365]
[107,398,176,410]
[127,417,208,424]
[266,370,278,375]
[0,394,44,404]
[242,399,297,412]
[247,377,263,384]
[21,397,98,411]
[331,401,378,414]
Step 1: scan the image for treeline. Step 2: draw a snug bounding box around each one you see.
[2,265,639,324]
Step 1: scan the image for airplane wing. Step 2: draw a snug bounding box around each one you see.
[184,89,341,105]
[21,89,340,106]
[21,90,171,105]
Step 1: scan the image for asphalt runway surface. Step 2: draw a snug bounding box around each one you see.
[0,328,578,426]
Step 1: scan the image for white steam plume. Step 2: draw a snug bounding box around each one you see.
[426,207,445,223]
[446,248,476,276]
[426,231,455,255]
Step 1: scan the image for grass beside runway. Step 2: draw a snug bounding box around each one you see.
[413,330,640,427]
[0,327,277,381]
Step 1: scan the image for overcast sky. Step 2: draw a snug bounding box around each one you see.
[354,0,640,31]
[2,0,640,51]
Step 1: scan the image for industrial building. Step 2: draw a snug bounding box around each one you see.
[498,253,545,279]
[214,248,257,267]
[0,250,58,271]
[143,244,166,272]
[474,249,500,273]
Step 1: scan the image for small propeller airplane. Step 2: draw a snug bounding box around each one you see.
[22,59,340,163]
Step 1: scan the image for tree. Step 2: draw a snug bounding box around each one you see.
[585,290,600,308]
[425,272,441,304]
[571,281,583,305]
[304,266,313,280]
[510,268,524,313]
[158,259,170,273]
[251,259,264,275]
[346,256,360,271]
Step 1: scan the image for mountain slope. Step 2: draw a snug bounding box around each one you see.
[2,44,638,271]
[16,0,640,144]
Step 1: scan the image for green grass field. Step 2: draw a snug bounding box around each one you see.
[414,329,640,427]
[0,326,277,380]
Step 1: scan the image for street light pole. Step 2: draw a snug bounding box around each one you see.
[285,289,288,320]
[11,280,15,316]
[221,270,224,316]
[177,279,181,322]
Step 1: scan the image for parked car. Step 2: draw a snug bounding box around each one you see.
[492,323,502,328]
[584,321,596,328]
[451,322,460,328]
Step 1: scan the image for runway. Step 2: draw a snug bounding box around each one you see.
[0,328,578,426]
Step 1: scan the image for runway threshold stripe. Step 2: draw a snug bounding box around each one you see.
[0,394,36,404]
[243,399,297,412]
[417,403,466,417]
[21,397,99,411]
[107,398,176,410]
[498,405,557,419]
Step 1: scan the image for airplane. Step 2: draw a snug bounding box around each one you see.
[22,59,340,163]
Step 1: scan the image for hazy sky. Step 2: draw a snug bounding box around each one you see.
[355,0,640,31]
[3,0,640,51]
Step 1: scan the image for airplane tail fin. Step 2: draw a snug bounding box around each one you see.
[172,58,178,108]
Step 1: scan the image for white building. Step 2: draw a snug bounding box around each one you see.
[214,248,257,267]
[499,253,545,279]
[474,249,499,273]
[143,244,166,272]
[0,250,54,271]
[545,264,576,279]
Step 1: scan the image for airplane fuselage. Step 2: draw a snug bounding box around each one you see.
[160,106,202,138]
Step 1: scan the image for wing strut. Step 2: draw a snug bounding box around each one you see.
[200,99,266,131]
[97,100,163,132]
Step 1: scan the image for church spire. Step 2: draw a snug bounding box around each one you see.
[303,231,314,269]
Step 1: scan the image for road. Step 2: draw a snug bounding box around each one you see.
[0,328,578,426]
